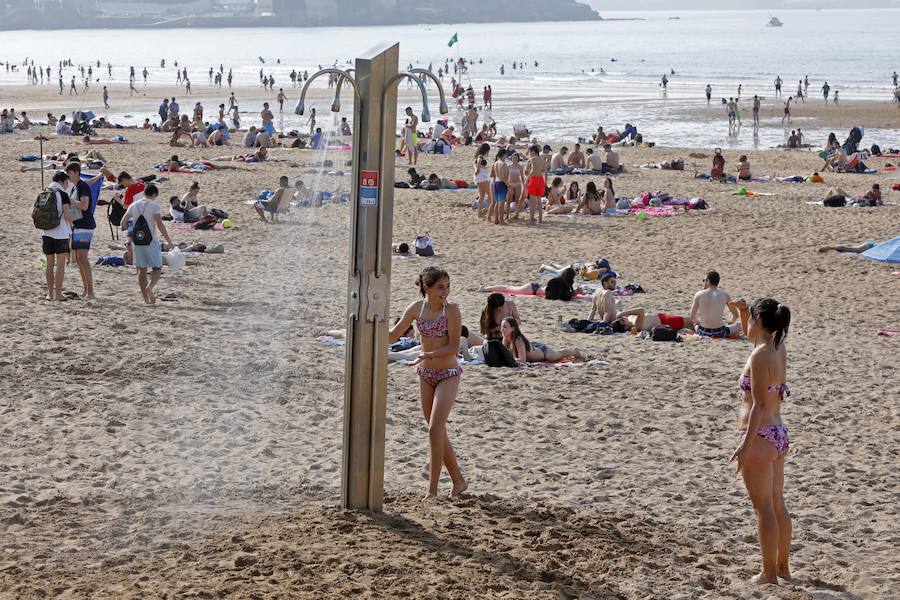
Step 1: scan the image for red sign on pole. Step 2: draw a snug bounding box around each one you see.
[360,170,378,188]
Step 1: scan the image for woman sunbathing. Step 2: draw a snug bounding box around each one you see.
[210,146,267,162]
[480,267,580,301]
[500,318,582,365]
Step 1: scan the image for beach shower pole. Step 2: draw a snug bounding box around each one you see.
[339,43,399,511]
[297,45,443,511]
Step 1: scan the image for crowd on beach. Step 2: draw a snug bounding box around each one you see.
[9,52,899,592]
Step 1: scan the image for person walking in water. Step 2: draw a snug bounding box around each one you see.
[774,76,782,97]
[781,97,793,125]
[728,297,793,586]
[706,84,712,104]
[102,86,109,109]
[822,81,830,103]
[388,266,468,500]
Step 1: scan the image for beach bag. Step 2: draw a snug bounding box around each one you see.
[209,208,228,220]
[109,199,126,226]
[689,198,708,210]
[32,189,63,230]
[414,235,434,256]
[651,325,679,342]
[165,247,185,271]
[394,181,410,189]
[132,211,152,246]
[482,339,518,368]
[823,195,846,207]
[193,215,217,230]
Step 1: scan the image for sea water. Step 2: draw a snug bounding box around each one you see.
[1,9,898,148]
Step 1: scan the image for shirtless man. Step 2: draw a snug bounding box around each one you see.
[589,272,643,325]
[781,97,792,125]
[620,308,694,332]
[403,106,418,165]
[602,143,620,174]
[752,95,761,127]
[567,143,586,169]
[260,102,275,136]
[276,88,286,112]
[689,271,740,338]
[585,148,603,173]
[522,144,546,224]
[489,148,510,224]
[549,146,568,172]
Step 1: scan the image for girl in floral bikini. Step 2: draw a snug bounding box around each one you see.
[728,297,793,585]
[389,266,468,499]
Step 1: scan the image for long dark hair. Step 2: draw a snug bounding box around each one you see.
[585,181,600,200]
[568,181,580,199]
[502,317,530,351]
[416,266,449,297]
[480,292,506,337]
[751,298,791,348]
[475,142,490,161]
[560,267,576,287]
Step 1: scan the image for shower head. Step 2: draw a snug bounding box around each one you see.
[409,68,449,115]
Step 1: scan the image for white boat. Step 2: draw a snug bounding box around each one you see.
[767,16,783,27]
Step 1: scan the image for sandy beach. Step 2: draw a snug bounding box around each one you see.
[1,83,898,599]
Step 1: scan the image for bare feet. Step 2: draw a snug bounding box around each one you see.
[750,572,778,585]
[423,492,438,503]
[450,477,468,497]
[777,567,792,581]
[146,288,157,305]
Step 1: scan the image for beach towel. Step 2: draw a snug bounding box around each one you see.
[875,328,899,337]
[315,335,345,346]
[861,237,900,263]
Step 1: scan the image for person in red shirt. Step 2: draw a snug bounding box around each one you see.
[117,171,146,207]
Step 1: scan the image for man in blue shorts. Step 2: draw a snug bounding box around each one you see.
[65,162,104,300]
[121,184,175,305]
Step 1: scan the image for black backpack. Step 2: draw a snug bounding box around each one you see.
[823,195,846,207]
[32,188,64,230]
[132,212,152,245]
[651,325,680,342]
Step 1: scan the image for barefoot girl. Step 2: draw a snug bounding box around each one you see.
[474,143,491,219]
[500,317,582,365]
[507,152,525,220]
[389,267,468,499]
[728,298,793,585]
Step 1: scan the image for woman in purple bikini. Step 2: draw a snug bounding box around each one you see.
[389,266,467,499]
[728,297,793,586]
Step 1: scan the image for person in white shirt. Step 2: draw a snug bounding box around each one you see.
[121,184,175,305]
[55,115,72,135]
[39,171,75,301]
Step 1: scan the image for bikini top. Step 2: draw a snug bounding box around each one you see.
[416,301,447,338]
[738,373,790,397]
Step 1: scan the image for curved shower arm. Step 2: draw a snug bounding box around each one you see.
[332,68,358,113]
[380,72,431,124]
[295,68,361,115]
[409,68,449,115]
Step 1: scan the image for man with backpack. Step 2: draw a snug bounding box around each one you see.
[121,184,175,305]
[34,171,75,301]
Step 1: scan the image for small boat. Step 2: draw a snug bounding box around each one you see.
[767,16,783,27]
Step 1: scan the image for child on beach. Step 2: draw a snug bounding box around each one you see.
[738,155,752,181]
[37,171,75,301]
[728,297,793,585]
[388,267,467,499]
[473,143,491,219]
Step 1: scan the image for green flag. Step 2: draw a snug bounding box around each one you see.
[448,33,458,48]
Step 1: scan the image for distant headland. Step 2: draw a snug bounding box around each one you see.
[1,0,602,31]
